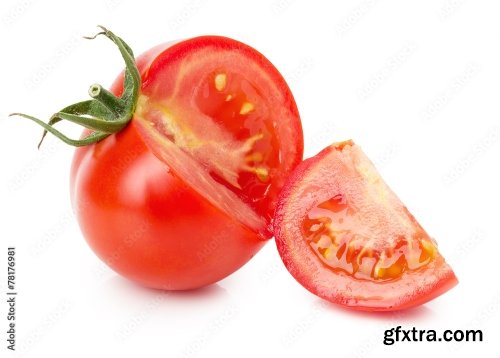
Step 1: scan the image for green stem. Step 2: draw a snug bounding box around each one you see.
[88,84,125,115]
[10,26,141,148]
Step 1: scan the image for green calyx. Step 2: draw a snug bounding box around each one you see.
[10,26,141,148]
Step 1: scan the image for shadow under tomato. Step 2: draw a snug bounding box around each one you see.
[317,299,435,323]
[91,275,235,338]
[102,274,230,304]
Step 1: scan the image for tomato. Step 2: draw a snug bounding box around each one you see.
[66,33,303,289]
[274,140,457,311]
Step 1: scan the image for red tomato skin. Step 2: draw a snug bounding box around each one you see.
[71,122,264,290]
[274,143,458,311]
[70,37,302,290]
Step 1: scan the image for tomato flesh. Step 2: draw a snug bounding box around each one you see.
[195,70,281,205]
[275,141,457,310]
[135,36,301,225]
[303,196,437,282]
[71,36,303,290]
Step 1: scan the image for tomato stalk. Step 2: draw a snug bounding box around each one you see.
[10,26,140,148]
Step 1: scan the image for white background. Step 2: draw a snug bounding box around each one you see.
[1,0,499,357]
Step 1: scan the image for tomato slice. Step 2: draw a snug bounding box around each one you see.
[274,140,457,311]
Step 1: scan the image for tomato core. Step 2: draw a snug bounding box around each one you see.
[193,70,281,204]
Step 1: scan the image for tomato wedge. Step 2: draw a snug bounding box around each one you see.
[274,140,457,311]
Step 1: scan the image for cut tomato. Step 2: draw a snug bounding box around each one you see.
[274,140,457,310]
[67,33,303,289]
[15,29,303,290]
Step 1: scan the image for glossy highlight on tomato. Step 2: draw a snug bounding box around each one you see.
[70,35,303,290]
[274,141,457,311]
